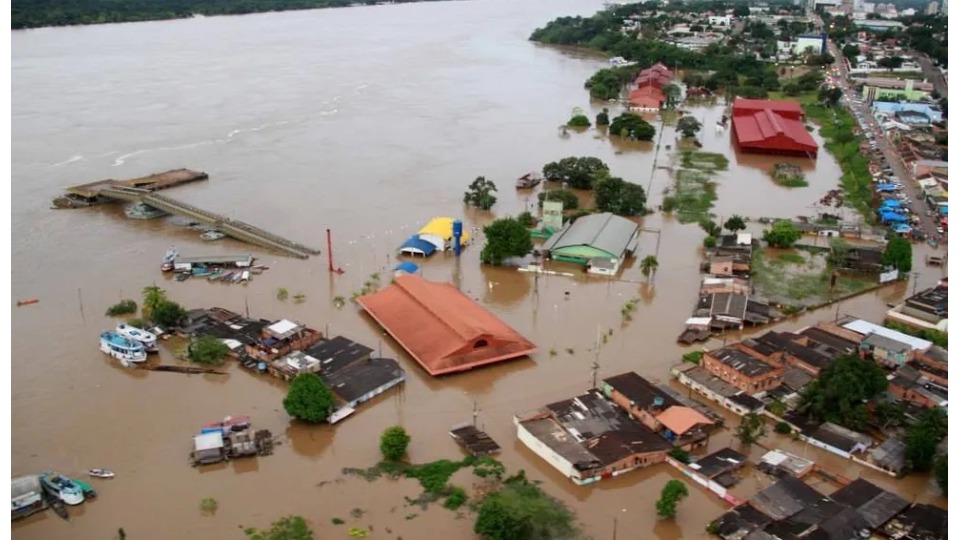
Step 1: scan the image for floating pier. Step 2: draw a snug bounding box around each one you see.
[53,169,320,259]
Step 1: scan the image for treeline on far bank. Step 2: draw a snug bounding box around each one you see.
[12,0,442,29]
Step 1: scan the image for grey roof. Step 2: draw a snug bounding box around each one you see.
[541,212,639,259]
[808,422,873,452]
[881,503,948,540]
[862,333,913,353]
[321,357,405,404]
[689,447,747,479]
[869,437,907,472]
[749,477,830,521]
[711,347,775,377]
[920,345,948,365]
[306,336,374,376]
[782,366,814,393]
[830,479,910,529]
[603,371,679,410]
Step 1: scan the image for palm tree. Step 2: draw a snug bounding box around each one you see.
[662,84,681,109]
[640,255,659,282]
[141,284,167,321]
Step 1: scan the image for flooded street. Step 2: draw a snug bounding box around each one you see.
[11,1,946,538]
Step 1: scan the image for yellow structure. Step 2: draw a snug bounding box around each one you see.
[417,217,471,250]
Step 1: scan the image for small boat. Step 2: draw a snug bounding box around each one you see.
[191,264,209,275]
[207,270,224,281]
[200,230,227,241]
[44,493,69,520]
[239,271,250,283]
[100,331,147,367]
[39,472,84,506]
[116,323,158,353]
[87,469,114,479]
[161,247,179,272]
[516,172,544,189]
[72,479,97,499]
[125,202,169,220]
[16,299,39,307]
[175,272,191,282]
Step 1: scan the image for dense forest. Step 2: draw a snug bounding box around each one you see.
[11,0,444,29]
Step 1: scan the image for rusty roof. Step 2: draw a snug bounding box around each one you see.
[356,274,536,376]
[655,405,713,436]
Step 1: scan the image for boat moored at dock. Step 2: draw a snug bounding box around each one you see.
[99,331,147,367]
[516,171,544,189]
[124,202,169,220]
[116,323,158,352]
[11,475,46,521]
[39,472,84,506]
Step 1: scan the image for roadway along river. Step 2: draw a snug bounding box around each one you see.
[12,1,945,538]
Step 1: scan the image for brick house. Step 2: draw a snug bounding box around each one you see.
[702,345,784,395]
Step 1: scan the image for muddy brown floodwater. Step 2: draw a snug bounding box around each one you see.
[12,1,947,538]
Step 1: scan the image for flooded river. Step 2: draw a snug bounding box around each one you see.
[12,1,947,538]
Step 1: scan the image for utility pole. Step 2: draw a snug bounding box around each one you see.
[592,324,601,389]
[472,400,479,428]
[912,272,920,296]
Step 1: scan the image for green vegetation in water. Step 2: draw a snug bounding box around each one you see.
[567,114,591,128]
[331,518,345,525]
[343,456,504,505]
[776,253,806,265]
[474,471,579,540]
[662,169,717,224]
[199,497,218,515]
[751,249,874,307]
[244,515,314,540]
[680,151,729,172]
[803,104,873,222]
[105,299,137,317]
[682,351,703,364]
[276,288,289,301]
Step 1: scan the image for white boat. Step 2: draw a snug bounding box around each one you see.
[125,202,169,220]
[116,323,158,353]
[87,469,114,479]
[200,230,227,241]
[161,247,179,272]
[100,331,147,367]
[39,472,84,506]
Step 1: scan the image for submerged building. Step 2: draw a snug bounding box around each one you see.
[540,212,640,275]
[731,98,819,157]
[357,274,536,376]
[398,217,471,256]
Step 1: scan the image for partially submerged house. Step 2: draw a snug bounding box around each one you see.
[602,371,716,450]
[398,217,471,256]
[702,345,784,395]
[671,362,766,416]
[879,503,948,540]
[757,449,815,479]
[514,389,672,485]
[540,212,640,274]
[801,421,875,458]
[357,274,536,376]
[687,447,747,488]
[731,98,819,157]
[868,437,908,477]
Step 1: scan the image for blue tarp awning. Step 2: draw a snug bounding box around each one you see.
[892,224,912,233]
[880,199,901,208]
[876,184,899,192]
[939,206,948,216]
[398,236,437,256]
[394,261,420,274]
[880,212,907,223]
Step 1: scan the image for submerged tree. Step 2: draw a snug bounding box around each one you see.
[464,176,499,210]
[593,176,647,215]
[677,116,702,139]
[797,354,889,431]
[655,479,689,519]
[481,217,533,266]
[542,156,609,189]
[188,335,230,366]
[640,255,659,282]
[283,374,336,423]
[736,412,766,445]
[723,215,747,233]
[245,515,314,540]
[608,113,656,141]
[380,426,411,461]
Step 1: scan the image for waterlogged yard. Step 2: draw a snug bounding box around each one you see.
[662,151,728,224]
[751,247,877,310]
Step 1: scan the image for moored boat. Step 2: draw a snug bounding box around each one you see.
[87,469,114,479]
[99,331,147,367]
[175,272,191,282]
[161,247,179,272]
[125,202,169,220]
[516,172,543,189]
[116,323,158,353]
[200,230,227,241]
[12,475,46,521]
[39,472,84,506]
[207,270,224,281]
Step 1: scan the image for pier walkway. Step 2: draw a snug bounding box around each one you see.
[100,186,321,259]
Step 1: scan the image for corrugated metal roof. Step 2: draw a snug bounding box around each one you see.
[842,319,931,350]
[356,274,536,376]
[542,213,638,260]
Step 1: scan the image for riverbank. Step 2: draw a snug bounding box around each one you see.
[11,0,460,30]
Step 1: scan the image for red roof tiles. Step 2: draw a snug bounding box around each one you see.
[357,274,537,376]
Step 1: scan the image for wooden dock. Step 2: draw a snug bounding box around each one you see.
[52,169,208,208]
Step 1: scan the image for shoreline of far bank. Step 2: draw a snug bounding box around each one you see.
[11,0,471,30]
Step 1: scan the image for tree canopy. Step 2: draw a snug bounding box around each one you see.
[905,408,947,471]
[244,515,314,540]
[542,157,609,189]
[882,236,912,273]
[677,116,702,139]
[762,220,802,248]
[655,479,689,519]
[380,426,411,461]
[593,176,647,215]
[283,374,336,423]
[537,189,580,210]
[736,412,766,445]
[464,176,498,210]
[724,215,746,232]
[481,217,533,266]
[797,354,888,431]
[474,474,577,540]
[152,299,187,328]
[595,108,610,126]
[188,336,230,366]
[640,255,659,281]
[609,113,656,141]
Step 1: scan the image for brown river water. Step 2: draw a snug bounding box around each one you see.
[12,1,947,538]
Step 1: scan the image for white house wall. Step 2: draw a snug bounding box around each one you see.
[514,417,582,484]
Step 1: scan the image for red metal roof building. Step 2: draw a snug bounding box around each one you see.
[731,98,819,157]
[357,274,537,376]
[628,85,665,111]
